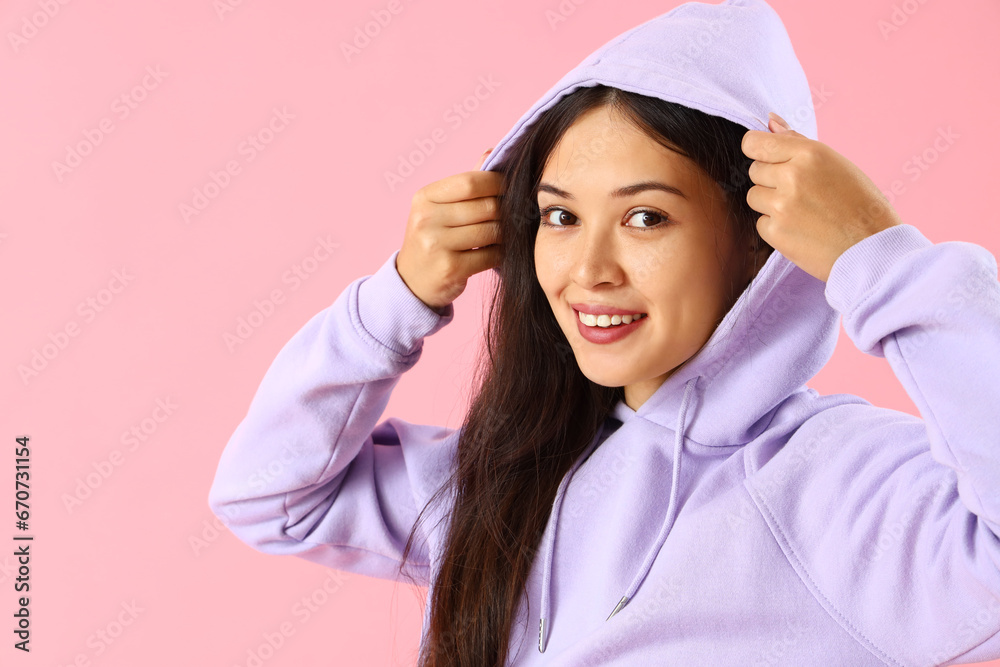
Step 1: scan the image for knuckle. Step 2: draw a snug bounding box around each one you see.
[483,196,498,218]
[459,173,476,198]
[420,233,444,256]
[802,143,823,164]
[410,207,429,229]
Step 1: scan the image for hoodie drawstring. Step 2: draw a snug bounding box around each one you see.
[538,375,701,653]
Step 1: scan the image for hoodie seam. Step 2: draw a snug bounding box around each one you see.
[317,381,365,482]
[635,414,710,449]
[845,244,993,526]
[884,330,994,539]
[600,2,693,57]
[692,260,798,411]
[276,412,434,573]
[280,506,434,572]
[276,380,361,533]
[349,277,426,366]
[579,73,762,134]
[946,625,1000,666]
[832,226,932,322]
[749,488,903,667]
[277,379,425,560]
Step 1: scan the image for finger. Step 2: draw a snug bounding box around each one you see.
[769,112,802,132]
[456,243,503,276]
[741,129,795,164]
[424,170,502,204]
[441,220,501,252]
[747,159,782,188]
[433,195,499,228]
[753,212,773,242]
[745,182,779,216]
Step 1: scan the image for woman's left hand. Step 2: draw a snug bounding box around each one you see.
[741,112,903,283]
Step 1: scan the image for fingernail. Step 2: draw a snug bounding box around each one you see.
[769,112,791,130]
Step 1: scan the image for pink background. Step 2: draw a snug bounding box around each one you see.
[2,0,998,665]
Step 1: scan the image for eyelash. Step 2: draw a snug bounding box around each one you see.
[537,206,671,232]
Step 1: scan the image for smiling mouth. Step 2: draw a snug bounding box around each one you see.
[575,309,648,328]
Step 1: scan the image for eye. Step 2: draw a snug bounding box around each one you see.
[539,207,577,227]
[625,209,669,230]
[537,206,671,230]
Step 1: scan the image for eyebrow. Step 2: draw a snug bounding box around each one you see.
[536,180,688,201]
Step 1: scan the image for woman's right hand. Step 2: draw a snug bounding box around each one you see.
[395,148,501,314]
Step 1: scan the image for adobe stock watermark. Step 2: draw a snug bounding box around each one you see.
[880,126,959,208]
[722,490,763,535]
[928,596,1000,666]
[750,408,839,507]
[191,510,230,558]
[190,503,242,558]
[214,0,251,21]
[7,0,73,54]
[566,444,640,519]
[51,65,168,183]
[862,475,951,565]
[223,235,340,352]
[545,0,591,31]
[17,267,135,386]
[384,75,502,192]
[418,606,478,661]
[588,573,682,663]
[619,573,683,627]
[751,615,811,667]
[894,266,993,358]
[231,569,352,667]
[878,0,932,40]
[195,437,312,557]
[340,0,417,63]
[55,599,144,666]
[836,125,959,248]
[727,83,834,204]
[179,106,295,224]
[61,397,179,514]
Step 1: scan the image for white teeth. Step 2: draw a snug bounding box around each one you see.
[577,310,647,328]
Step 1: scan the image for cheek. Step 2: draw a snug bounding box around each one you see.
[631,244,721,315]
[533,237,560,295]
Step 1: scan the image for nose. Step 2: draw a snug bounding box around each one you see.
[570,222,624,288]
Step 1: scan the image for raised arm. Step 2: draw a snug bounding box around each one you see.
[208,249,458,585]
[747,224,1000,665]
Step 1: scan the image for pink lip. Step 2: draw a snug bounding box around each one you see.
[573,308,647,344]
[570,302,647,317]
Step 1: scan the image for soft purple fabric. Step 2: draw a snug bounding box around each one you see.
[209,1,1000,664]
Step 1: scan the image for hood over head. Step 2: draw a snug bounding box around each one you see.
[478,0,839,653]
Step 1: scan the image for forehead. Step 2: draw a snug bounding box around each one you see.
[538,106,714,200]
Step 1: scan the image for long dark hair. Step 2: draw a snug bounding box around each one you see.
[395,84,774,666]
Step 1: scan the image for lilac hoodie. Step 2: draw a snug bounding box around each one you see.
[208,0,1000,664]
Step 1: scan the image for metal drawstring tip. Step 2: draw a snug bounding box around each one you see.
[538,617,548,653]
[607,595,630,621]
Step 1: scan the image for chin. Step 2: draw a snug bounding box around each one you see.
[574,362,633,389]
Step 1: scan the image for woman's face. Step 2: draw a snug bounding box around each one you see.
[534,104,759,411]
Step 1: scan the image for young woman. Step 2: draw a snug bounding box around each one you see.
[209,0,1000,664]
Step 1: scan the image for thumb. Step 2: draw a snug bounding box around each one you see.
[475,147,494,171]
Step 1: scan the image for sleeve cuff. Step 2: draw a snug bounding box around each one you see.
[355,250,455,357]
[823,224,934,315]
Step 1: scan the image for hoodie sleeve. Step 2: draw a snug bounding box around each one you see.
[745,224,1000,666]
[207,249,459,586]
